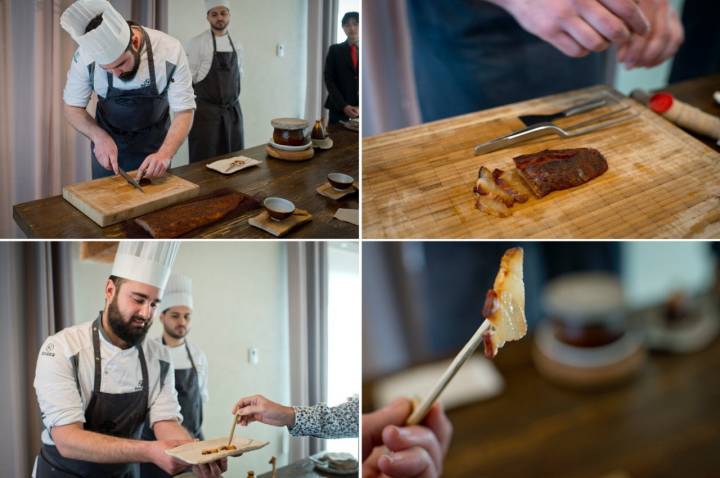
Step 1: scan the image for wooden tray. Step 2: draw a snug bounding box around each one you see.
[266,144,314,161]
[62,172,199,227]
[165,436,269,466]
[362,85,720,238]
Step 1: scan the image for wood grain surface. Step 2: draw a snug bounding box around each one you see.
[362,85,720,239]
[13,125,358,238]
[62,173,199,227]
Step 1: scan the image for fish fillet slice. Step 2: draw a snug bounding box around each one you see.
[482,247,527,358]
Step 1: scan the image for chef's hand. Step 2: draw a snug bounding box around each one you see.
[232,394,295,427]
[343,105,360,119]
[91,131,119,175]
[362,398,452,478]
[490,0,650,57]
[137,151,171,179]
[192,458,228,478]
[147,439,192,475]
[617,0,683,69]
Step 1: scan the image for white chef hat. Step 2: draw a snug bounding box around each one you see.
[160,273,194,313]
[111,241,180,292]
[205,0,231,13]
[60,0,131,65]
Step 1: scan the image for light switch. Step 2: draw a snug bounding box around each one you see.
[248,347,259,365]
[276,44,285,57]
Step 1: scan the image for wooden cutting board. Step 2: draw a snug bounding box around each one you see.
[363,85,720,238]
[63,172,200,227]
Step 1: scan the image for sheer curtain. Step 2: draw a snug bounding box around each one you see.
[305,0,338,123]
[361,0,421,137]
[0,0,168,238]
[287,242,329,461]
[0,242,75,477]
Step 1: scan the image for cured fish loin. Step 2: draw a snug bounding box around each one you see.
[513,148,608,198]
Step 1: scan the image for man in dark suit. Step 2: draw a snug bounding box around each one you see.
[324,11,359,124]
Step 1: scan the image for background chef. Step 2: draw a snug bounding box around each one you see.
[140,272,209,478]
[61,0,196,179]
[185,0,245,163]
[32,242,225,478]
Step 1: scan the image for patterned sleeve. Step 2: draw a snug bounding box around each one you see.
[288,396,358,439]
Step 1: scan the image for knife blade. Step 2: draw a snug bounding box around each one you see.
[118,168,145,193]
[518,96,609,126]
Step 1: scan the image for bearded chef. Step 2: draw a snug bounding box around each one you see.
[61,0,196,179]
[32,242,225,478]
[185,0,245,162]
[140,272,209,478]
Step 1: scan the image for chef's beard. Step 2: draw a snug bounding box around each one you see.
[165,323,188,340]
[118,47,141,82]
[107,295,151,346]
[211,20,227,32]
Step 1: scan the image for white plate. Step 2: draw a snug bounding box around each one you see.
[269,139,313,152]
[165,436,269,465]
[309,452,358,475]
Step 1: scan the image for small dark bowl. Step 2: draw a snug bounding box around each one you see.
[263,197,295,221]
[327,173,354,191]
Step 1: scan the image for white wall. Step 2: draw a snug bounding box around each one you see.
[167,0,309,166]
[70,242,291,477]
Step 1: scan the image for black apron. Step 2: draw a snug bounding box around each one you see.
[139,340,203,478]
[188,31,244,163]
[36,317,150,478]
[91,27,173,179]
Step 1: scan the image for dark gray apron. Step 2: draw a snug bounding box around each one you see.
[188,31,244,163]
[91,26,174,178]
[407,0,609,122]
[36,317,150,478]
[139,340,203,478]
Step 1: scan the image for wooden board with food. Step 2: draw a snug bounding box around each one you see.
[362,85,720,238]
[165,437,268,466]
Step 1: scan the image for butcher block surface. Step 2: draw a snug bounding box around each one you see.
[62,172,200,227]
[362,85,720,239]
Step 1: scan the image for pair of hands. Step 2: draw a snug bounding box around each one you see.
[92,131,170,179]
[148,439,228,477]
[496,0,683,68]
[363,398,452,478]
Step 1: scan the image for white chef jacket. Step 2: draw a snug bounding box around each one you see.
[33,319,183,448]
[63,26,196,113]
[153,337,209,405]
[184,29,244,85]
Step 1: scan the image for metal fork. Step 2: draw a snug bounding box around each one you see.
[474,104,640,155]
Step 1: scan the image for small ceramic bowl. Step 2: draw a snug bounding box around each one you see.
[263,197,295,221]
[327,173,354,191]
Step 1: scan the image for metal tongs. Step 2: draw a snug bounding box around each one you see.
[474,101,640,156]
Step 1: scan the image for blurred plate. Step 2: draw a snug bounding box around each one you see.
[309,452,358,475]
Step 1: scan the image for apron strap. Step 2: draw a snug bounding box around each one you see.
[91,317,103,393]
[227,34,238,55]
[184,341,198,373]
[88,63,96,92]
[136,342,150,406]
[210,30,217,53]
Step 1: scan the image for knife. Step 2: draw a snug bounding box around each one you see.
[118,168,145,193]
[518,96,610,126]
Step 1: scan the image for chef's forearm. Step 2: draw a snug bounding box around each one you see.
[158,109,194,158]
[63,103,110,143]
[51,423,151,463]
[152,419,193,441]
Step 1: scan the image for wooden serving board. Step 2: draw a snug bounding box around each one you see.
[362,85,720,238]
[63,172,200,227]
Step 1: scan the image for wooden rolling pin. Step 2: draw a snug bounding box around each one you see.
[631,89,720,142]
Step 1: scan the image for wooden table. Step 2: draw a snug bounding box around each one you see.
[363,317,720,477]
[362,75,720,239]
[13,126,358,238]
[256,458,358,477]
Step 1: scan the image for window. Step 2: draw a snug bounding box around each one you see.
[326,242,360,457]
